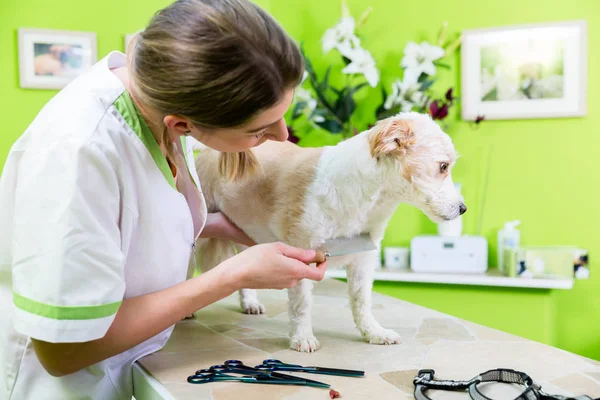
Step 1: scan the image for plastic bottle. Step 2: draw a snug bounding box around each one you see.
[497,220,521,271]
[437,183,463,237]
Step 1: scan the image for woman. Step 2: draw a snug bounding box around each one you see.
[0,1,327,398]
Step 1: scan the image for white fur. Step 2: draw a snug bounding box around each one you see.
[193,112,464,352]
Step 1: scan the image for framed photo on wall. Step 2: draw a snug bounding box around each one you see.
[461,20,587,120]
[18,28,97,90]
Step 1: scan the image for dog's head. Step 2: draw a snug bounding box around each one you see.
[368,112,466,222]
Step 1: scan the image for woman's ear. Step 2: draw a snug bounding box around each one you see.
[369,118,416,160]
[163,115,194,137]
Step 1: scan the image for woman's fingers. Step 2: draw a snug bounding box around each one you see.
[275,242,327,264]
[301,260,327,281]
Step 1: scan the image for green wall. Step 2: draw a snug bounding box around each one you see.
[1,0,598,359]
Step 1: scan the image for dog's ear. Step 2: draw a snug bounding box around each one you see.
[369,118,416,160]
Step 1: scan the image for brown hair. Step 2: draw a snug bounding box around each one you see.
[128,0,304,179]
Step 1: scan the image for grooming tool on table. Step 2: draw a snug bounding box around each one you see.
[257,359,365,377]
[187,362,330,388]
[223,360,329,387]
[316,233,377,260]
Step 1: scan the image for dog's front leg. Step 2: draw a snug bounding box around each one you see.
[346,251,401,345]
[239,288,265,314]
[287,279,319,352]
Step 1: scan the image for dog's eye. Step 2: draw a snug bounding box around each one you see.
[440,162,449,174]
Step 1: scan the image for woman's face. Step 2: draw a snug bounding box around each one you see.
[189,89,294,152]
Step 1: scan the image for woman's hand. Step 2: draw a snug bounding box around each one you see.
[200,212,257,247]
[220,242,327,290]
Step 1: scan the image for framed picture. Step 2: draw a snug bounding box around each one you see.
[461,20,587,120]
[18,28,97,90]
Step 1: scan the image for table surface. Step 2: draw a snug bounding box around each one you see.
[137,279,600,400]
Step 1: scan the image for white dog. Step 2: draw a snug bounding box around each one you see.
[191,112,465,352]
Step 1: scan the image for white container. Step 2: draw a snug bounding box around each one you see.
[437,217,463,237]
[497,220,521,271]
[437,183,463,237]
[384,247,410,269]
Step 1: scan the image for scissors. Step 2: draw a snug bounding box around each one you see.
[222,360,329,387]
[187,363,330,388]
[256,359,365,377]
[223,360,330,387]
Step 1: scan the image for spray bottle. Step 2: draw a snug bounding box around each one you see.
[497,220,520,272]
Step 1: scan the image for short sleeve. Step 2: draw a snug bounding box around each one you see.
[11,137,126,343]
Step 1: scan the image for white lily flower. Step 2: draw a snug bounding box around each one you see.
[383,80,401,110]
[322,16,361,57]
[342,47,379,87]
[384,72,424,111]
[401,41,445,77]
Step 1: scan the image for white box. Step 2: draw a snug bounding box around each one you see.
[384,247,410,269]
[410,235,488,274]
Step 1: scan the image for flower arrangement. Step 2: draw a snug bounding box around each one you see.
[375,21,462,130]
[289,2,377,141]
[287,2,468,144]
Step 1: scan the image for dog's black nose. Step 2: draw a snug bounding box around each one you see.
[459,203,467,215]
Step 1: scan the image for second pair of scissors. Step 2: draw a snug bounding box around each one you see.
[256,359,365,377]
[188,360,330,388]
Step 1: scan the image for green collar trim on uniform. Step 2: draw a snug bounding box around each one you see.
[13,292,121,320]
[113,91,177,189]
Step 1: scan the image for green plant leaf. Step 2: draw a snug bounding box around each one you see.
[316,117,344,133]
[350,82,369,95]
[311,82,337,116]
[375,103,388,119]
[300,48,339,118]
[374,85,390,120]
[417,72,428,83]
[375,104,401,120]
[291,101,307,120]
[334,89,356,122]
[312,108,329,119]
[319,66,332,92]
[433,61,451,69]
[300,43,314,75]
[420,79,436,91]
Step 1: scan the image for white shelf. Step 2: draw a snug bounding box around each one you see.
[325,268,574,290]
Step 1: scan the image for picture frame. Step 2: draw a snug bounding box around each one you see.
[461,20,587,120]
[18,28,97,90]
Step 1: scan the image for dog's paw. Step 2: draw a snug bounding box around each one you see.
[290,336,320,353]
[241,300,266,315]
[363,328,401,345]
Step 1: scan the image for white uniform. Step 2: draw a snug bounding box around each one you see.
[0,51,207,399]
